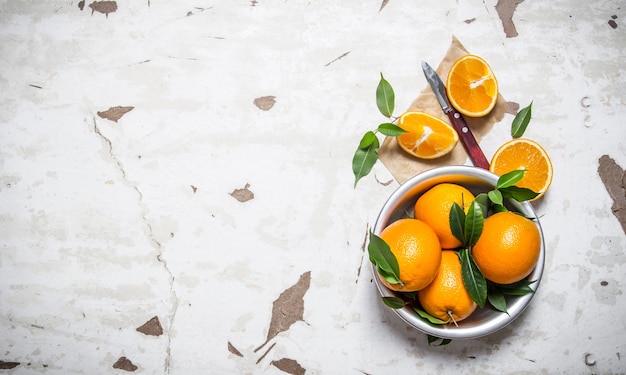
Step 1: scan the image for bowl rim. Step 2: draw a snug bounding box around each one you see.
[372,165,545,340]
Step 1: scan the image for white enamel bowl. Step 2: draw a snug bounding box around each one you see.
[372,166,545,340]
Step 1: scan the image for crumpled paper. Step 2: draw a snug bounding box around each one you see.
[378,36,507,185]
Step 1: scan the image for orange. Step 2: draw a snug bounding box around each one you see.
[414,183,475,249]
[418,250,477,324]
[489,138,553,200]
[396,111,459,159]
[446,54,498,117]
[378,218,442,292]
[472,211,541,285]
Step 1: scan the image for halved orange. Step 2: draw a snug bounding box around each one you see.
[396,111,458,159]
[446,54,498,117]
[489,138,553,200]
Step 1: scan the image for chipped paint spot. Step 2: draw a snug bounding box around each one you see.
[89,1,118,18]
[464,18,477,24]
[609,15,618,29]
[0,361,20,370]
[97,106,134,122]
[255,271,311,352]
[495,0,524,38]
[256,342,276,364]
[379,0,390,12]
[230,183,254,202]
[253,96,276,111]
[136,316,163,336]
[325,51,350,67]
[228,341,244,357]
[271,358,306,375]
[597,155,626,234]
[112,357,138,371]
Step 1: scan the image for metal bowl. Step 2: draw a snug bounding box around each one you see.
[372,165,545,340]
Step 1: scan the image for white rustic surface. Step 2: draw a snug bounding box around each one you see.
[1,1,625,374]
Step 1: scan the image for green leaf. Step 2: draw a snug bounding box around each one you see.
[463,201,484,247]
[511,101,533,138]
[495,279,537,296]
[487,189,503,206]
[449,202,466,245]
[382,296,406,309]
[400,291,418,301]
[458,249,487,307]
[427,335,452,346]
[499,185,540,202]
[474,193,491,217]
[491,203,509,213]
[488,289,508,314]
[377,123,406,137]
[358,131,378,149]
[496,170,526,189]
[376,73,395,117]
[352,138,379,187]
[367,231,401,285]
[414,308,447,325]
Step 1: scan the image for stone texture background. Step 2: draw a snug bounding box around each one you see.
[1,1,625,374]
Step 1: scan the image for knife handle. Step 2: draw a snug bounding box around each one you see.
[446,108,490,170]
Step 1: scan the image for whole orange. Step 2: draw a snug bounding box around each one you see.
[378,218,442,292]
[472,211,541,285]
[414,183,475,249]
[418,250,477,324]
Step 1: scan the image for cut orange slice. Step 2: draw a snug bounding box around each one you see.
[396,111,458,159]
[489,138,553,200]
[446,54,498,117]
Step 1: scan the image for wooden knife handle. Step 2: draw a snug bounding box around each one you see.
[446,108,490,170]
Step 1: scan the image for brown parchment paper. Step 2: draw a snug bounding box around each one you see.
[378,36,506,185]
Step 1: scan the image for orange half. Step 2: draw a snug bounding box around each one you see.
[446,54,498,117]
[489,138,553,200]
[396,111,459,159]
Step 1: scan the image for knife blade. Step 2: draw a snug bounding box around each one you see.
[421,60,490,170]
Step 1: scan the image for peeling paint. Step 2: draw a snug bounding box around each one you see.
[230,183,255,202]
[136,316,163,336]
[253,96,276,111]
[0,361,20,370]
[379,0,390,12]
[112,357,138,371]
[255,271,311,352]
[271,358,306,375]
[495,0,524,38]
[228,342,244,357]
[97,106,134,122]
[89,1,118,18]
[325,51,351,67]
[597,155,626,234]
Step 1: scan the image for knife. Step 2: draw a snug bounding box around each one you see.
[421,60,490,170]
